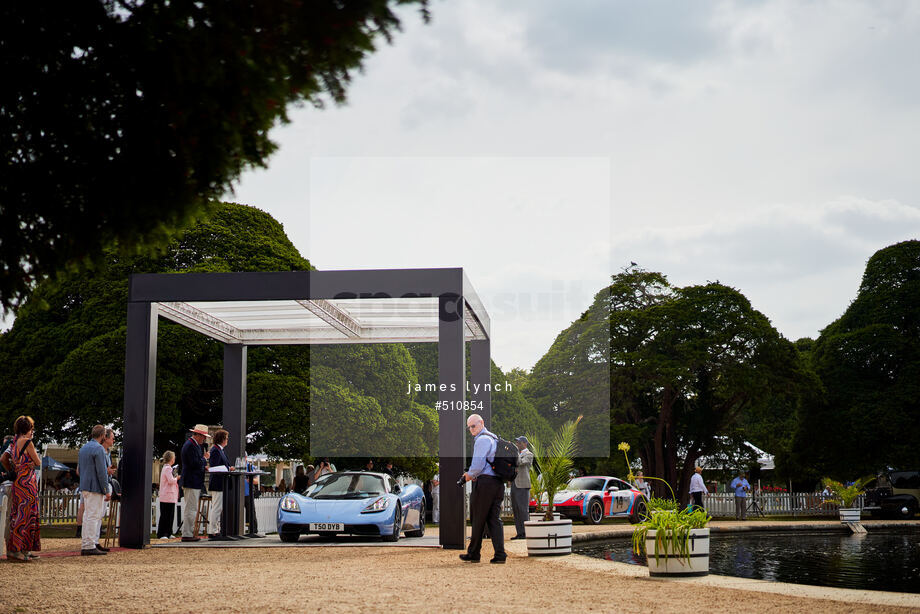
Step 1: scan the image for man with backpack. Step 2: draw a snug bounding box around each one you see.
[459,413,507,564]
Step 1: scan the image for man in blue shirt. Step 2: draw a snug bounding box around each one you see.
[459,414,506,564]
[77,425,111,555]
[730,471,751,521]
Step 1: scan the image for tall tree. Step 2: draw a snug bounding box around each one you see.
[0,0,428,310]
[793,240,920,478]
[0,203,314,456]
[526,268,808,501]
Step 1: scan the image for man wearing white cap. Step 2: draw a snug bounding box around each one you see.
[180,425,211,542]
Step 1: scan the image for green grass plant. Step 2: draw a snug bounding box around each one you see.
[632,506,711,565]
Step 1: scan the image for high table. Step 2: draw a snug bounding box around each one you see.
[220,469,269,539]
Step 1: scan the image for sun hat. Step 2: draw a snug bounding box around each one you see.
[190,424,211,438]
[515,436,529,445]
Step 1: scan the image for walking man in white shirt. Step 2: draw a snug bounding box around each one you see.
[688,466,707,512]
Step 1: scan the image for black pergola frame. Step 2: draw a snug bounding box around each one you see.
[120,268,490,550]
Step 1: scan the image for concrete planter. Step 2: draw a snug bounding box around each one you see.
[645,528,709,577]
[524,517,572,556]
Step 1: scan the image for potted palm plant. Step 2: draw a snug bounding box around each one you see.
[632,506,712,577]
[823,477,870,523]
[523,415,581,556]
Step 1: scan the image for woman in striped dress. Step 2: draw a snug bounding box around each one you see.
[2,416,41,561]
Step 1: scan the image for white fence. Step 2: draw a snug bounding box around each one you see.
[36,490,858,533]
[703,492,863,517]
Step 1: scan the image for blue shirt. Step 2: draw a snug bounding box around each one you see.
[467,427,497,479]
[78,439,109,495]
[730,477,751,498]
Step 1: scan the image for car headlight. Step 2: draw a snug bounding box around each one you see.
[362,496,390,513]
[573,493,585,502]
[280,496,301,513]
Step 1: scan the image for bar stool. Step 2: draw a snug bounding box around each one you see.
[103,497,120,548]
[194,494,212,538]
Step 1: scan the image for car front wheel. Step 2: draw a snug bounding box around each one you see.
[585,499,604,525]
[383,505,402,542]
[897,501,918,519]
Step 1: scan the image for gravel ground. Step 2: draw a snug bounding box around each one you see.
[2,522,918,613]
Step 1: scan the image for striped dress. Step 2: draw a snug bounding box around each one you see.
[6,436,40,553]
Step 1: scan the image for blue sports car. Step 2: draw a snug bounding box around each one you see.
[277,471,426,542]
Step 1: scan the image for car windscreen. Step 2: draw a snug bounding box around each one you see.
[310,473,386,499]
[567,478,606,491]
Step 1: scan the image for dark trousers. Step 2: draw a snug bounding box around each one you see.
[245,494,258,534]
[468,476,505,559]
[157,502,176,538]
[511,485,530,537]
[690,491,704,511]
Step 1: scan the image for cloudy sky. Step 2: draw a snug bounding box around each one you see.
[229,0,920,371]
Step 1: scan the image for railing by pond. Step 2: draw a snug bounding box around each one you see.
[703,492,864,518]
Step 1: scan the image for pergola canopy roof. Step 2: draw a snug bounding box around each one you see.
[129,268,491,345]
[157,297,488,345]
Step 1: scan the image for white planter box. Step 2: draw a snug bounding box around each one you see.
[645,528,709,577]
[524,517,572,556]
[839,508,861,523]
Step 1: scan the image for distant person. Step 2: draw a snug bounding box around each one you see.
[2,416,42,561]
[688,466,706,512]
[78,424,110,556]
[431,466,440,525]
[363,459,374,472]
[157,451,180,539]
[305,465,316,488]
[313,458,335,481]
[277,478,288,493]
[244,459,259,535]
[383,462,394,476]
[730,471,751,521]
[179,424,211,542]
[510,436,533,540]
[207,429,231,540]
[634,471,651,499]
[292,465,309,494]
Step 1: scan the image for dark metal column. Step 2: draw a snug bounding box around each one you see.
[120,302,158,548]
[222,344,247,536]
[438,294,466,549]
[469,339,491,429]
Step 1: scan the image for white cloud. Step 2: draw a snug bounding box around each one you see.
[231,0,920,368]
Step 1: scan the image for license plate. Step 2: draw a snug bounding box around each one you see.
[310,523,344,532]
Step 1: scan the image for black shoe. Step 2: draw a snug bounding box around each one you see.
[95,544,110,552]
[208,535,231,541]
[510,535,525,540]
[181,537,200,542]
[459,554,480,562]
[490,556,507,564]
[81,548,105,556]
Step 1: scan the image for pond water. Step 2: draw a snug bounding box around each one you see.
[574,530,920,593]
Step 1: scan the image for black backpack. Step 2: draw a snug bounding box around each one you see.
[486,434,519,482]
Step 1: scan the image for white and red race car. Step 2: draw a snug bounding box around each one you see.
[531,475,648,524]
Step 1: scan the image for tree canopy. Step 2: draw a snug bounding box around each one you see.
[525,267,809,500]
[0,0,427,311]
[0,203,314,457]
[792,240,920,478]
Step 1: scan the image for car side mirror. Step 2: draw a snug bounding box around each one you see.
[392,484,401,494]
